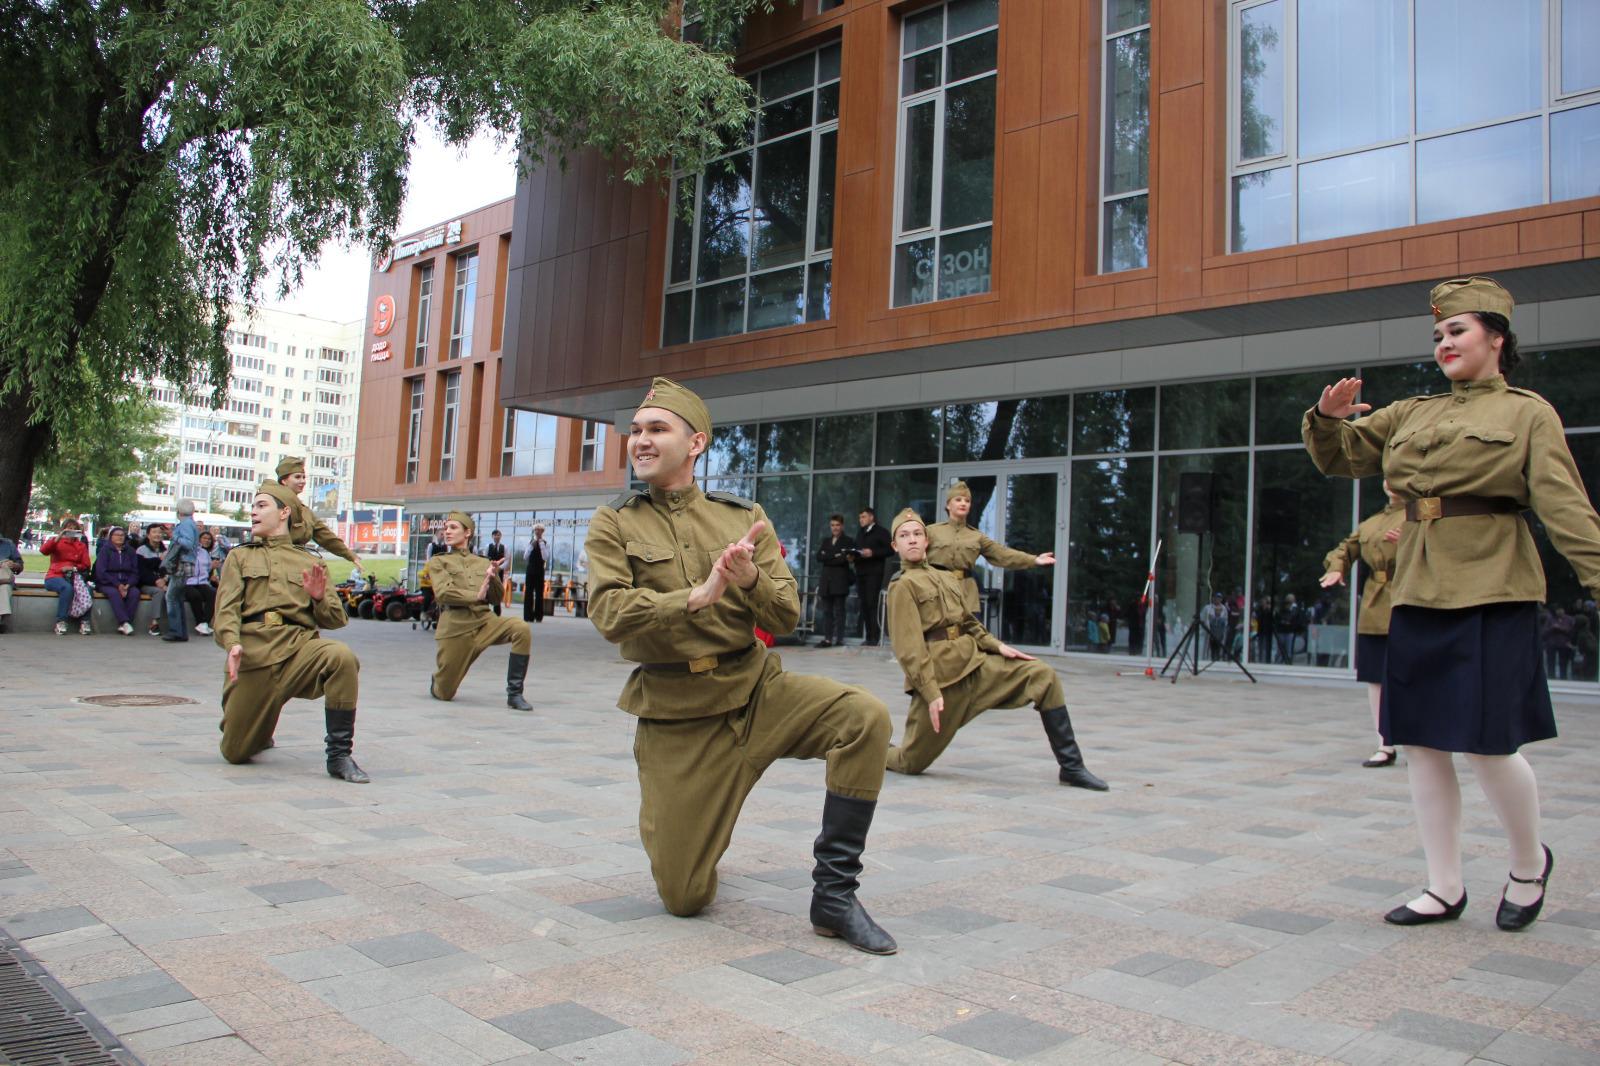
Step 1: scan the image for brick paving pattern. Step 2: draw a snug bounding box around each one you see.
[2,617,1597,1065]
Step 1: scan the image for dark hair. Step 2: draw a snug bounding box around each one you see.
[491,529,501,536]
[1473,312,1519,375]
[828,513,844,524]
[859,506,876,518]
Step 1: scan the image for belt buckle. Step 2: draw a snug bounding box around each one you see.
[1373,572,1389,584]
[1415,497,1443,520]
[687,654,718,674]
[945,625,959,640]
[263,610,283,627]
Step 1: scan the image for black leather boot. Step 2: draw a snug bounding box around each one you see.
[810,792,897,955]
[506,653,533,711]
[1040,706,1108,790]
[324,707,370,783]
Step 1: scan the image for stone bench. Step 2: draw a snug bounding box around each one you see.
[6,582,181,635]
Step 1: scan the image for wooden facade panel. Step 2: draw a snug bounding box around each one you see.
[1158,0,1204,92]
[1296,248,1348,285]
[1039,0,1082,121]
[1519,214,1584,253]
[1459,223,1520,262]
[1348,241,1404,277]
[1203,263,1249,296]
[1155,84,1204,303]
[839,4,884,176]
[997,125,1041,319]
[1033,118,1079,317]
[1001,0,1043,132]
[1401,233,1458,270]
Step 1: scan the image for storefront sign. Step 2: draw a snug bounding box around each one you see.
[372,294,395,335]
[376,220,464,272]
[370,340,391,361]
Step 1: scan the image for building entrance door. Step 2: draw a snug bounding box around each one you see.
[939,468,1061,649]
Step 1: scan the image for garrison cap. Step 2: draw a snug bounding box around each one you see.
[891,507,926,538]
[1430,276,1513,324]
[446,510,475,534]
[636,376,711,437]
[255,481,297,509]
[946,480,972,503]
[276,455,306,479]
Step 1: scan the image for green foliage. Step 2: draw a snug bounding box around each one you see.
[30,390,176,527]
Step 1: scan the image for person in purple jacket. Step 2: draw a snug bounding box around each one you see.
[94,526,142,635]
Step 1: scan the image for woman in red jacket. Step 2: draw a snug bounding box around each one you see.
[42,518,93,635]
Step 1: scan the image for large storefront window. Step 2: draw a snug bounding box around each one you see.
[1229,0,1600,251]
[663,44,840,344]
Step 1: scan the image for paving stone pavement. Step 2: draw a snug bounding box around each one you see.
[2,617,1598,1065]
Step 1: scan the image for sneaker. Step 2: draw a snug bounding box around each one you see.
[79,620,93,635]
[119,622,134,635]
[54,620,68,636]
[148,622,160,635]
[195,622,212,635]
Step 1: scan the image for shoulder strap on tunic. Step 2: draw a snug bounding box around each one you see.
[608,488,649,509]
[705,490,756,510]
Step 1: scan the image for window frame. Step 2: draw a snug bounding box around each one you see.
[1226,0,1600,252]
[404,378,424,484]
[662,42,842,345]
[1098,0,1153,273]
[413,261,434,367]
[580,419,609,472]
[500,409,558,478]
[448,250,478,361]
[890,0,1001,307]
[439,371,461,481]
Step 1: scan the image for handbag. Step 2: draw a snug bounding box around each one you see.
[69,571,93,619]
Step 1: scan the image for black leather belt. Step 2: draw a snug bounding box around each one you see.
[924,624,961,643]
[242,610,285,626]
[640,642,758,674]
[1404,496,1522,521]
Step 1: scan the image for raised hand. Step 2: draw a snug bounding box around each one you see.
[226,644,243,681]
[1317,377,1370,419]
[302,564,328,601]
[1319,569,1346,588]
[717,519,767,590]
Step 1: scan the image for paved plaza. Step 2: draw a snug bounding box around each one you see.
[2,618,1598,1066]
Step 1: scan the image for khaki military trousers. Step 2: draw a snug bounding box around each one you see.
[634,654,890,917]
[220,638,359,764]
[886,655,1063,775]
[431,615,531,700]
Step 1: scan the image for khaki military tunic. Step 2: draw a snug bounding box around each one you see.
[424,550,530,700]
[925,520,1041,614]
[212,535,358,764]
[286,494,359,565]
[1303,376,1600,607]
[585,483,890,916]
[884,560,1063,775]
[1323,504,1406,636]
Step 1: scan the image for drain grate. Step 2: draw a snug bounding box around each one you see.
[0,937,142,1065]
[76,694,196,708]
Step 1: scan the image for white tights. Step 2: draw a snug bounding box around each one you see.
[1404,745,1544,913]
[1367,684,1391,751]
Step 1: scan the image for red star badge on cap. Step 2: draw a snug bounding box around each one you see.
[1430,304,1442,316]
[644,388,656,402]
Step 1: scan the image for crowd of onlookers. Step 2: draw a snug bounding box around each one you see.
[0,504,228,638]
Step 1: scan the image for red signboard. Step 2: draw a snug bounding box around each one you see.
[373,294,396,336]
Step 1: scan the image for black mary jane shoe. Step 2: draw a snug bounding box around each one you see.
[1362,748,1397,768]
[1496,844,1553,932]
[1385,889,1467,926]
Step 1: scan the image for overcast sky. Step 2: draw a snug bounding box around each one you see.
[263,125,519,323]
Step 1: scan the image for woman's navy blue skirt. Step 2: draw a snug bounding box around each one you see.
[1355,633,1387,685]
[1381,602,1556,755]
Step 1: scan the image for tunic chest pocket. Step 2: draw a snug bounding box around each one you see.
[239,555,271,580]
[625,541,678,589]
[1461,426,1516,447]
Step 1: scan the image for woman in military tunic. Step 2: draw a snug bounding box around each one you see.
[1319,483,1406,767]
[885,508,1106,790]
[275,457,361,571]
[425,512,534,710]
[926,481,1055,616]
[1305,276,1600,932]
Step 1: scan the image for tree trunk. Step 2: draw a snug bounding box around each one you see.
[0,387,52,540]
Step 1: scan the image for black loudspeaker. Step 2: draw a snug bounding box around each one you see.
[1177,472,1214,534]
[1259,487,1301,546]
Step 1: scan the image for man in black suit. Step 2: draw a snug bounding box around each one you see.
[484,529,508,615]
[815,514,855,647]
[854,507,892,646]
[523,523,547,623]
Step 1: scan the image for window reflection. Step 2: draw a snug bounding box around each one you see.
[1250,452,1353,666]
[1066,457,1152,652]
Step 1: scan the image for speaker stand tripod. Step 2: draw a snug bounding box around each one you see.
[1159,534,1256,685]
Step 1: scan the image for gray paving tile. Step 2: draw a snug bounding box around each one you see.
[1110,952,1183,977]
[913,906,1007,934]
[935,1010,1073,1059]
[1047,874,1130,894]
[366,824,432,840]
[170,839,249,858]
[1379,1009,1502,1055]
[489,1001,626,1050]
[1544,909,1600,930]
[1155,847,1224,864]
[1147,958,1222,987]
[1468,952,1584,985]
[458,856,536,875]
[1234,908,1332,934]
[549,1028,688,1065]
[1477,1030,1600,1066]
[727,948,842,984]
[351,930,460,967]
[1240,823,1304,838]
[571,895,666,922]
[519,809,583,822]
[285,796,351,809]
[5,905,102,939]
[75,970,195,1017]
[439,786,495,798]
[65,784,129,795]
[1332,875,1413,894]
[248,878,345,905]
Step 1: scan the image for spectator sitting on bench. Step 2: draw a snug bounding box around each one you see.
[94,526,142,635]
[42,519,93,636]
[136,524,171,636]
[0,530,20,634]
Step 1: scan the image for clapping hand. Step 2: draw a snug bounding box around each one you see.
[302,564,328,601]
[715,520,766,590]
[1384,527,1402,543]
[1317,377,1371,419]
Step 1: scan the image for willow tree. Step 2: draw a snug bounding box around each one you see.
[0,0,769,537]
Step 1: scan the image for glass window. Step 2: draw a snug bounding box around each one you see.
[756,476,811,572]
[1073,387,1155,454]
[940,397,1073,461]
[1416,118,1542,223]
[706,423,757,475]
[758,419,814,472]
[1250,451,1353,665]
[893,0,999,306]
[1533,432,1600,682]
[1298,144,1410,243]
[1415,0,1541,133]
[1006,396,1075,459]
[1356,359,1439,409]
[813,472,872,534]
[1161,380,1251,450]
[872,467,940,522]
[1254,369,1353,444]
[1155,454,1250,661]
[876,407,941,465]
[814,413,874,469]
[580,420,609,473]
[413,262,433,366]
[1066,457,1153,652]
[1232,167,1293,252]
[663,44,840,342]
[1237,0,1286,161]
[404,378,424,484]
[1552,103,1600,202]
[1563,0,1600,94]
[1297,0,1408,157]
[501,410,557,477]
[1102,1,1151,272]
[1504,347,1600,427]
[438,371,461,481]
[448,252,477,360]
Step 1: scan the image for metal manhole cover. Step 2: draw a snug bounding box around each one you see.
[77,694,197,707]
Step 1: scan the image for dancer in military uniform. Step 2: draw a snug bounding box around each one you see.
[1306,276,1600,931]
[884,508,1107,789]
[927,481,1055,615]
[275,456,361,570]
[1320,483,1407,768]
[425,511,533,710]
[213,482,369,782]
[585,377,896,954]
